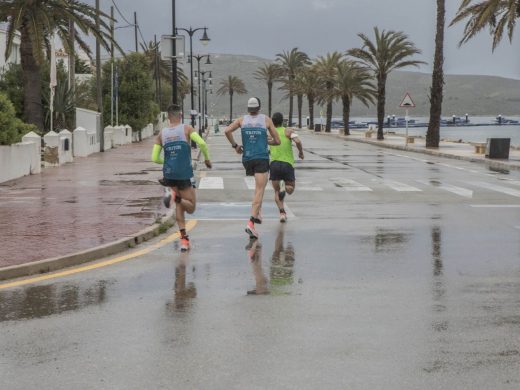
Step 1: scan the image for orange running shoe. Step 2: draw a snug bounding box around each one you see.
[180,236,190,252]
[245,220,259,239]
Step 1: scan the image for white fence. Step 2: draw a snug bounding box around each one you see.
[1,115,157,183]
[0,131,41,183]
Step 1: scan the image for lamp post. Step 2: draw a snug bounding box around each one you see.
[200,70,212,130]
[175,26,210,147]
[193,54,211,134]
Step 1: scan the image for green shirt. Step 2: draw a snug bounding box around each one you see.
[269,127,294,166]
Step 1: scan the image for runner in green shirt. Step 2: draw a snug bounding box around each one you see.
[269,112,304,222]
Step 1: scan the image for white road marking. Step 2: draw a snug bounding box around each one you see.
[378,179,422,192]
[298,180,323,191]
[470,205,520,208]
[198,177,224,189]
[416,180,473,198]
[244,177,273,191]
[331,178,372,192]
[470,181,520,198]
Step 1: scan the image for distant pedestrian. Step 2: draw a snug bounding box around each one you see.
[225,97,280,239]
[269,112,304,222]
[152,104,212,252]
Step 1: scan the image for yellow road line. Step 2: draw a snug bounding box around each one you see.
[0,220,197,290]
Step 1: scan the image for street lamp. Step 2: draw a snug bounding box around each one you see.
[175,26,210,147]
[196,70,212,131]
[192,54,211,134]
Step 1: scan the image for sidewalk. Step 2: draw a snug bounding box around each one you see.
[0,137,198,274]
[309,128,520,171]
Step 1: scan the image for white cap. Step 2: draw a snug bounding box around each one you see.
[247,97,260,112]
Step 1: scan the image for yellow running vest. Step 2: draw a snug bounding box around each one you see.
[269,127,294,166]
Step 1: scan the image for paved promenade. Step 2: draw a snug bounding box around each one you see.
[0,137,168,269]
[0,127,518,276]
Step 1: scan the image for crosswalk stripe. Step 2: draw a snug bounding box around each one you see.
[416,180,473,198]
[331,178,372,192]
[244,177,273,191]
[298,180,323,191]
[470,181,520,198]
[378,180,422,192]
[198,177,224,189]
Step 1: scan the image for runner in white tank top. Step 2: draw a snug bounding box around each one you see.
[152,104,212,252]
[224,97,281,239]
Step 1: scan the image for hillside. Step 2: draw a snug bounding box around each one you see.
[179,53,520,120]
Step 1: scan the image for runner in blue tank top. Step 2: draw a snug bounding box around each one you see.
[151,105,212,251]
[225,97,281,239]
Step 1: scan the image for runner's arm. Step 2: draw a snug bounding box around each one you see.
[151,144,163,164]
[225,118,243,153]
[187,128,212,168]
[151,132,164,164]
[266,117,281,145]
[286,128,304,160]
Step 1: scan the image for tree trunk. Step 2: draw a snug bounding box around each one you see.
[20,25,44,131]
[288,92,293,126]
[326,99,332,132]
[268,81,272,117]
[229,92,233,122]
[325,82,333,132]
[426,0,445,148]
[342,95,351,136]
[308,95,314,129]
[377,75,386,140]
[297,94,303,128]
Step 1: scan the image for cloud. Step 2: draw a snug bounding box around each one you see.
[312,0,337,10]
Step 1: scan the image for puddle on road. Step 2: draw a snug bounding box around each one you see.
[247,226,299,296]
[0,280,113,322]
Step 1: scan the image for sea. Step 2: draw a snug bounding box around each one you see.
[333,116,520,146]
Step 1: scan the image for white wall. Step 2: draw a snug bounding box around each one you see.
[73,127,99,157]
[0,142,40,183]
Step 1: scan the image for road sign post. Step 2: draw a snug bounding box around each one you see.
[399,93,416,146]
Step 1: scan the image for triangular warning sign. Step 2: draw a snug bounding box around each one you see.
[399,93,416,108]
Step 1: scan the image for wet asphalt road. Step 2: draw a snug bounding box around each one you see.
[1,132,520,389]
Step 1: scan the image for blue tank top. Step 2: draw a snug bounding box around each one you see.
[241,114,269,162]
[161,124,193,180]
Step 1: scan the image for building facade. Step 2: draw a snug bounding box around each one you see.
[0,28,21,72]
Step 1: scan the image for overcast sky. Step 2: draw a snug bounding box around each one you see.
[90,0,520,79]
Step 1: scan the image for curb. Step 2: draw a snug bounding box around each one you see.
[0,211,175,282]
[309,130,520,171]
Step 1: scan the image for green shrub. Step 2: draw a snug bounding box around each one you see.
[0,93,37,145]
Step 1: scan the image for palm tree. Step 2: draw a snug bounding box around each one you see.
[427,0,446,148]
[348,27,425,140]
[276,48,310,126]
[0,0,120,131]
[315,51,344,132]
[216,75,247,122]
[293,65,322,129]
[451,0,520,50]
[254,63,282,117]
[334,61,376,135]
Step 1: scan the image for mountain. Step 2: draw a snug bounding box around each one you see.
[179,53,520,120]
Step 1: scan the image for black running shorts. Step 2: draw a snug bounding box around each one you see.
[159,178,192,190]
[269,161,295,182]
[243,159,270,176]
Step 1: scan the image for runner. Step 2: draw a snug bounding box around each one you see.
[269,112,304,222]
[224,97,280,239]
[152,104,212,252]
